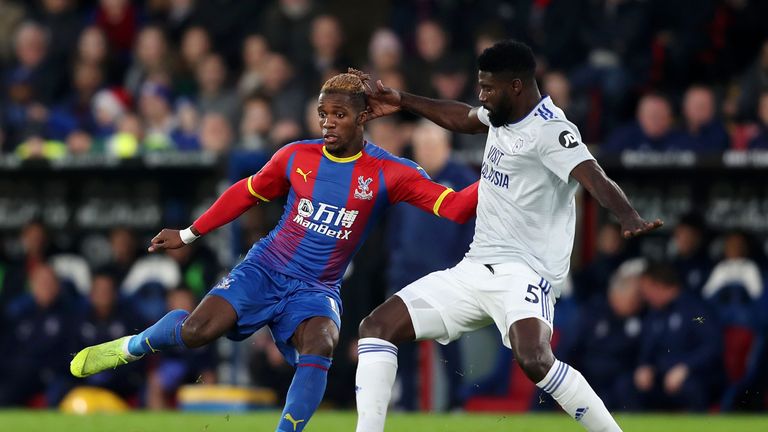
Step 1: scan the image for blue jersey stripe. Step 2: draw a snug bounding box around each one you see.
[283,155,357,279]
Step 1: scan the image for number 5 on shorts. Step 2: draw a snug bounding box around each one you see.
[524,284,539,304]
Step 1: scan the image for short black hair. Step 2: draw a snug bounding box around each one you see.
[477,40,536,81]
[641,261,681,288]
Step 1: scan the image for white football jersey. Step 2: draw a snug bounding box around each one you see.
[466,96,594,292]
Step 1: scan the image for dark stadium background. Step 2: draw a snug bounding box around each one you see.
[1,0,767,417]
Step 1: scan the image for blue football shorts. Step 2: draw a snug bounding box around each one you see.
[206,260,342,366]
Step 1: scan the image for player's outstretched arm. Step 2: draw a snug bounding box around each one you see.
[394,173,479,224]
[362,76,487,134]
[148,177,262,252]
[148,145,294,253]
[570,160,663,238]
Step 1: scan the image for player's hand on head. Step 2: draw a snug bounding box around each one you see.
[362,79,402,122]
[148,228,184,252]
[621,217,664,239]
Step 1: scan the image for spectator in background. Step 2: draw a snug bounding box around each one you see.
[0,265,73,406]
[124,26,171,98]
[385,121,476,410]
[702,231,764,302]
[542,71,588,134]
[164,243,221,300]
[2,22,61,149]
[407,20,453,97]
[367,28,402,76]
[34,0,82,68]
[174,26,212,97]
[570,0,653,134]
[103,226,140,287]
[239,95,274,151]
[14,130,67,160]
[474,30,502,57]
[575,222,630,302]
[430,57,471,103]
[48,61,105,139]
[602,93,686,153]
[306,15,348,91]
[66,129,94,155]
[76,26,120,85]
[734,39,768,122]
[199,112,232,154]
[0,0,26,64]
[153,0,196,43]
[139,82,176,152]
[258,53,304,143]
[147,289,216,409]
[237,34,271,98]
[94,0,139,66]
[0,221,52,307]
[171,98,201,151]
[7,21,62,104]
[91,87,130,146]
[670,213,712,294]
[365,116,408,157]
[634,263,723,411]
[194,53,239,127]
[678,85,730,152]
[105,111,142,157]
[557,258,646,411]
[74,271,144,399]
[259,0,317,66]
[747,91,768,149]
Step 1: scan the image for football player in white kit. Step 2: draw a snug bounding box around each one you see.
[353,41,663,432]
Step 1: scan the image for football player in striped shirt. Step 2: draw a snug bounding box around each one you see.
[70,70,477,432]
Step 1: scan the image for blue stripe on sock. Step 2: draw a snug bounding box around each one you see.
[358,344,398,355]
[357,345,398,352]
[542,361,565,393]
[357,348,398,356]
[548,364,570,394]
[357,344,397,351]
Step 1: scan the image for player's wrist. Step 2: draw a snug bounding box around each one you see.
[180,226,200,244]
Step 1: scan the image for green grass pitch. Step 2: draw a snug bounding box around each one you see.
[1,410,766,432]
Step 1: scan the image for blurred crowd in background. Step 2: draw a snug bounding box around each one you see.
[2,0,768,158]
[1,0,768,414]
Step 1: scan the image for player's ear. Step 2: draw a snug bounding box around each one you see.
[357,109,368,125]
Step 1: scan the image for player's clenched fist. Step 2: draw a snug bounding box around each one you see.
[148,228,184,252]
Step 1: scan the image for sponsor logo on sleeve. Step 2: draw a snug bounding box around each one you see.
[559,131,579,148]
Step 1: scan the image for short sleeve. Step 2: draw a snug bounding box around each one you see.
[537,121,595,183]
[476,106,491,127]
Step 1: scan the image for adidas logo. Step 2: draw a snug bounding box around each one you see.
[575,406,589,421]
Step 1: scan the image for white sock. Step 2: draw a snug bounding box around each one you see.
[537,359,622,432]
[355,337,398,432]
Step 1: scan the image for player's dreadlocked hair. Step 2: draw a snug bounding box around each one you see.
[477,40,536,82]
[320,68,370,113]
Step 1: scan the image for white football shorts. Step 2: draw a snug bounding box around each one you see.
[395,258,556,348]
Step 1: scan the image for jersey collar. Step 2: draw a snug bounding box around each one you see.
[322,145,363,163]
[506,95,550,127]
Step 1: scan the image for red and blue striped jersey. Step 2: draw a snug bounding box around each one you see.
[193,139,477,290]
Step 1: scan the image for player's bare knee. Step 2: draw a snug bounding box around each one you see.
[516,345,554,382]
[301,334,336,357]
[358,314,390,340]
